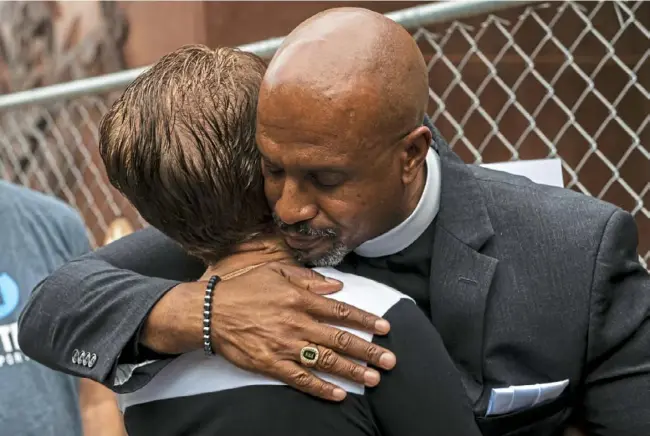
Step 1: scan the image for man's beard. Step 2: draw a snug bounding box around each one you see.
[272,213,351,267]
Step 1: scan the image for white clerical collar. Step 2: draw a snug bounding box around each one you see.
[354,148,441,258]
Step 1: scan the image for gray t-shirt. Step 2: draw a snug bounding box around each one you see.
[0,181,89,436]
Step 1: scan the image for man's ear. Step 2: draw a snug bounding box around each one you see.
[400,126,431,185]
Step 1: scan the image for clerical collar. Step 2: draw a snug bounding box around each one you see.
[354,149,441,258]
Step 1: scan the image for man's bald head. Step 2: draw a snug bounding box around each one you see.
[259,7,429,142]
[257,8,433,267]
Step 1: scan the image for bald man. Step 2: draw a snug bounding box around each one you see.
[20,7,650,436]
[258,8,433,269]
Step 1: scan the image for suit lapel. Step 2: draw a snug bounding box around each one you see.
[428,140,498,406]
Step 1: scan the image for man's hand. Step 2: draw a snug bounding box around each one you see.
[142,262,395,402]
[78,379,127,436]
[210,262,395,401]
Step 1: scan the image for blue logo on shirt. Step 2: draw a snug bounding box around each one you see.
[0,273,20,320]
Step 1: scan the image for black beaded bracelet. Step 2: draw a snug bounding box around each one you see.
[203,275,221,356]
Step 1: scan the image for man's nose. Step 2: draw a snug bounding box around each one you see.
[274,179,318,226]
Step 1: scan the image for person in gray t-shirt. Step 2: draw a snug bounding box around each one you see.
[0,181,89,436]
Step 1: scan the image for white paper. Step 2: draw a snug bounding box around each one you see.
[481,158,564,188]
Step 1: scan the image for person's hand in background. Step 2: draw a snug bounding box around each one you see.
[75,217,135,435]
[79,379,127,436]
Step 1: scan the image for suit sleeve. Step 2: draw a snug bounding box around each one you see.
[366,299,481,436]
[583,209,650,435]
[18,226,206,392]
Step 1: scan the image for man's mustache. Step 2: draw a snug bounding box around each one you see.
[272,213,337,238]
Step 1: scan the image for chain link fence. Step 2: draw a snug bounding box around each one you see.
[1,1,648,266]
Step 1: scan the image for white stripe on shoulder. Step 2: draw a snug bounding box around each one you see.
[314,267,413,318]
